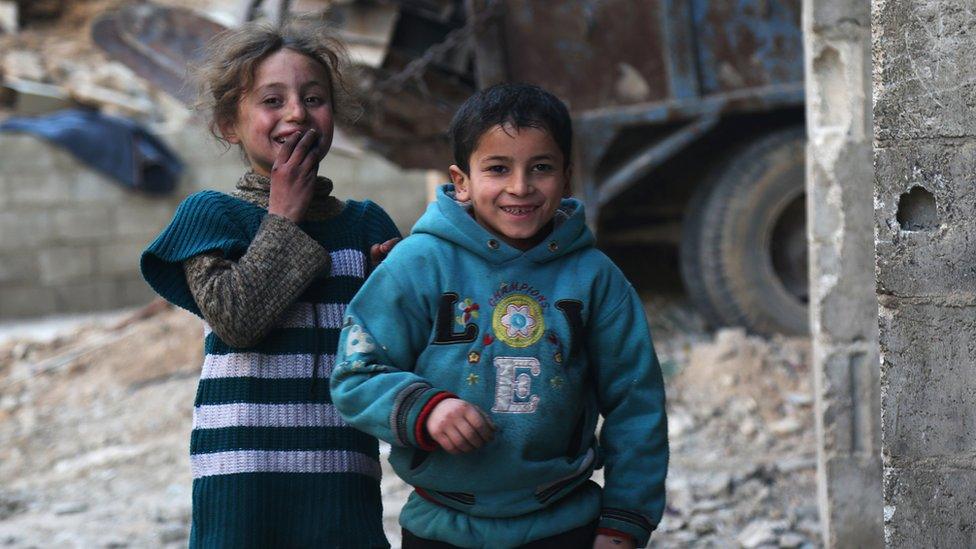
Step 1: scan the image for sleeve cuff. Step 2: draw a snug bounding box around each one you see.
[390,383,455,449]
[414,391,457,451]
[599,509,655,547]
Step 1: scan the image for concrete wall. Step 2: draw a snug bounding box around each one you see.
[0,125,433,320]
[874,0,976,546]
[803,0,882,546]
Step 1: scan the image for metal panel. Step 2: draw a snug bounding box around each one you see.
[691,0,803,94]
[500,0,671,111]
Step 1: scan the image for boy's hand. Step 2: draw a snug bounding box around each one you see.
[370,237,401,266]
[269,129,325,222]
[426,398,495,454]
[593,534,635,549]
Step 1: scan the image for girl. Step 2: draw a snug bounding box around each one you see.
[141,19,399,548]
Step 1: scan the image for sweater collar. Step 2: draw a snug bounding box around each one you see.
[233,171,345,221]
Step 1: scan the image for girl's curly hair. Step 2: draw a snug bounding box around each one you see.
[193,16,359,148]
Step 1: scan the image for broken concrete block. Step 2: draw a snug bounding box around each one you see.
[0,1,17,34]
[0,79,71,115]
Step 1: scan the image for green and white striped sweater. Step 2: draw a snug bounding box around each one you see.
[142,189,399,548]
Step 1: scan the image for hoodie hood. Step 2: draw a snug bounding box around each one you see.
[411,184,595,265]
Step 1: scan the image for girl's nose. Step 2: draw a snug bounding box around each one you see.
[285,98,307,122]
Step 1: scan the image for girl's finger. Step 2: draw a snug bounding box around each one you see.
[291,129,319,164]
[274,130,303,170]
[445,427,474,453]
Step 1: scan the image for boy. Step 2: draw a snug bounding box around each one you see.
[331,83,668,548]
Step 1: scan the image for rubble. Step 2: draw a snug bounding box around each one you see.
[0,297,821,547]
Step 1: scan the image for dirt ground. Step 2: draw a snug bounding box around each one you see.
[0,297,821,548]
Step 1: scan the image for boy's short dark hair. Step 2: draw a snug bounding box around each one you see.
[449,83,572,174]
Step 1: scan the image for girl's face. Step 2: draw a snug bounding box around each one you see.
[222,49,335,177]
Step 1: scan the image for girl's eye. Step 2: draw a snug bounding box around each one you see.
[304,96,324,106]
[262,97,282,106]
[532,163,554,173]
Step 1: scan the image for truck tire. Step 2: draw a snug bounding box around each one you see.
[680,127,808,336]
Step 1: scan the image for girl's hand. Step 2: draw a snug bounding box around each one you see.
[370,238,401,266]
[593,534,635,549]
[268,129,325,222]
[426,398,496,454]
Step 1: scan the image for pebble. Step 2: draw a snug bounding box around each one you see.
[778,532,807,548]
[769,418,803,436]
[737,520,778,548]
[158,523,187,544]
[53,501,88,515]
[689,514,716,535]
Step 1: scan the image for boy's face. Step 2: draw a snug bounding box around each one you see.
[449,125,570,251]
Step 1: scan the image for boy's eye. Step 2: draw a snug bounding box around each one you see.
[532,163,555,173]
[304,96,325,106]
[485,165,508,174]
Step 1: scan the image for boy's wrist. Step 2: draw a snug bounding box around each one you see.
[415,392,457,451]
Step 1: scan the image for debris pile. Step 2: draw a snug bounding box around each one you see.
[0,299,820,548]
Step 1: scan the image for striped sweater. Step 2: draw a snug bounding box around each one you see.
[141,189,399,548]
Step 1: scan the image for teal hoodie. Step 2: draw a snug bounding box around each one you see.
[331,185,667,547]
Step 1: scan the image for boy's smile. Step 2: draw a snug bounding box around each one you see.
[450,125,570,251]
[221,49,335,177]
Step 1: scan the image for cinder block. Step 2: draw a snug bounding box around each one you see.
[874,0,976,142]
[119,276,156,306]
[53,206,115,242]
[114,200,179,239]
[817,345,881,455]
[0,285,58,319]
[38,246,95,284]
[823,455,883,548]
[8,171,71,206]
[0,134,57,170]
[884,465,976,548]
[94,241,145,275]
[880,300,976,459]
[0,209,57,250]
[875,143,976,297]
[0,252,38,283]
[51,279,118,314]
[72,170,128,203]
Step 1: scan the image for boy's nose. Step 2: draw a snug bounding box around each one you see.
[508,173,532,196]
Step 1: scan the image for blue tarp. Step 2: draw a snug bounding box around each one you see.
[0,108,183,195]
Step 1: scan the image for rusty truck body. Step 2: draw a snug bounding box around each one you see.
[95,0,808,335]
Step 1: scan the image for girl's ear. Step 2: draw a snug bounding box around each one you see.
[218,118,240,144]
[449,165,471,201]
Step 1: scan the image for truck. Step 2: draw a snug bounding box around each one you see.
[94,0,808,336]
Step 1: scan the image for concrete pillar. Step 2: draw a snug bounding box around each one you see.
[803,0,882,546]
[874,0,976,546]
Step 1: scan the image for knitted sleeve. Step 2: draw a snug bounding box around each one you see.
[142,191,252,314]
[182,213,330,348]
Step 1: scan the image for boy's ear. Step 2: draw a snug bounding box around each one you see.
[562,164,573,198]
[449,165,471,201]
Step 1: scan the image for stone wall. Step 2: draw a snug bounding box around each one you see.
[803,0,882,546]
[0,125,433,320]
[874,0,976,546]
